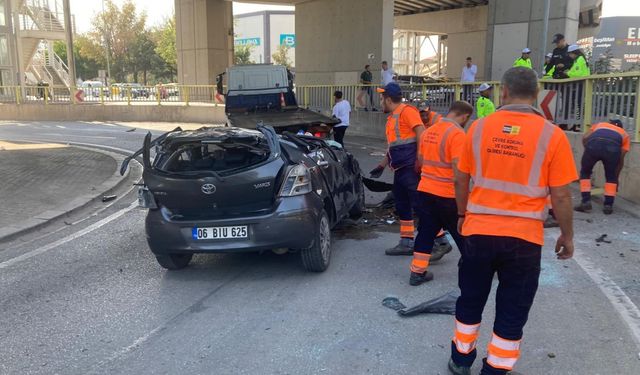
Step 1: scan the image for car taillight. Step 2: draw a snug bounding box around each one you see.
[279,164,312,197]
[138,186,158,209]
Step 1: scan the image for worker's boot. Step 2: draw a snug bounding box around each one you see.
[430,235,453,262]
[603,205,613,215]
[409,271,434,286]
[447,358,471,375]
[574,201,592,213]
[385,238,414,256]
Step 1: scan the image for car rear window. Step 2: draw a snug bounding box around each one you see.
[155,141,271,175]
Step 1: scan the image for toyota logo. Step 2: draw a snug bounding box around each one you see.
[201,183,216,195]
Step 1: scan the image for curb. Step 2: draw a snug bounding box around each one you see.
[0,145,133,242]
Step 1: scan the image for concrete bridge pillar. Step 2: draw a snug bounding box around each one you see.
[175,0,234,85]
[485,0,580,80]
[294,0,394,85]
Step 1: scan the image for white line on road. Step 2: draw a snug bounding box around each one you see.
[573,248,640,350]
[40,133,117,139]
[56,125,66,129]
[0,202,138,270]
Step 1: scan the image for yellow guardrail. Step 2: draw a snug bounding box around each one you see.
[0,73,638,141]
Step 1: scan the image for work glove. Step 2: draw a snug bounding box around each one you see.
[369,165,385,178]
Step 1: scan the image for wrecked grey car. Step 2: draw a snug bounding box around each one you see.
[121,125,365,272]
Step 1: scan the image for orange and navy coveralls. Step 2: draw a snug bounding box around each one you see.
[579,122,630,206]
[452,105,577,374]
[385,103,424,242]
[411,118,466,275]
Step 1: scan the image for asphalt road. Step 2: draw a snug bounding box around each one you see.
[1,121,640,375]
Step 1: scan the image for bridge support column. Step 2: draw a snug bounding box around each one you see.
[175,0,234,85]
[485,0,579,80]
[294,0,394,85]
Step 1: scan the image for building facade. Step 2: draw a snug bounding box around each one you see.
[234,10,295,66]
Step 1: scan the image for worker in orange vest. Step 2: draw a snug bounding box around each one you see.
[418,102,443,128]
[369,82,425,255]
[409,101,474,286]
[575,119,630,215]
[448,67,577,375]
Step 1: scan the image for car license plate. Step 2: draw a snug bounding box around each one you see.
[192,226,248,240]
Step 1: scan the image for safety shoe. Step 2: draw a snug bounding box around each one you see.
[385,238,414,256]
[409,271,434,286]
[603,205,613,215]
[574,202,592,213]
[430,236,453,262]
[447,358,471,375]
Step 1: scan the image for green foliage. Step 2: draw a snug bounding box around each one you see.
[154,17,177,71]
[271,45,292,68]
[593,48,614,74]
[234,45,255,65]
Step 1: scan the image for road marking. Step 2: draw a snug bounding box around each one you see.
[40,133,117,139]
[573,248,640,349]
[0,202,137,270]
[56,125,66,129]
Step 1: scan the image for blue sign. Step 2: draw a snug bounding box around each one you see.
[235,38,261,46]
[280,34,296,47]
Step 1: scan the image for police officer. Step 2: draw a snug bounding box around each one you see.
[448,67,577,375]
[370,82,425,255]
[476,83,495,118]
[575,119,630,215]
[550,33,573,78]
[544,53,555,77]
[410,101,473,286]
[513,48,532,69]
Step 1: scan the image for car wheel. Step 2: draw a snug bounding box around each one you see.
[300,210,331,272]
[349,182,365,220]
[155,253,193,270]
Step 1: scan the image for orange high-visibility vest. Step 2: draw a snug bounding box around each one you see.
[425,111,442,127]
[466,108,554,221]
[588,122,631,152]
[386,104,419,147]
[417,118,465,198]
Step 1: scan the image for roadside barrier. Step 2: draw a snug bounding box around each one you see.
[0,72,637,140]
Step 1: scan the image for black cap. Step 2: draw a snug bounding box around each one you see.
[553,33,565,44]
[609,119,623,128]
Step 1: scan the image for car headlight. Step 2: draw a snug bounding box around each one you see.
[280,164,312,197]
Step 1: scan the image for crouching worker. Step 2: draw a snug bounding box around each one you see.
[575,119,630,215]
[409,101,473,286]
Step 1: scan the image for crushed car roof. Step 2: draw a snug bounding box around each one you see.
[161,126,264,146]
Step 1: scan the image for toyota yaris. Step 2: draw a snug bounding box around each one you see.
[121,125,365,272]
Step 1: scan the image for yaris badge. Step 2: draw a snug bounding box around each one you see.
[201,184,216,194]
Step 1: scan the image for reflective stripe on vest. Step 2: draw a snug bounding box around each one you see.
[420,119,461,183]
[388,105,417,147]
[468,107,555,220]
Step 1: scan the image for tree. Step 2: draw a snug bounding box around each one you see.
[154,17,177,80]
[593,48,614,74]
[89,0,147,82]
[129,31,158,84]
[53,38,103,81]
[272,45,292,68]
[234,45,254,65]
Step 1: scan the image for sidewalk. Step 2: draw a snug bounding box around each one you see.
[0,141,124,240]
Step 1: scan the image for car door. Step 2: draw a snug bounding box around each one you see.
[308,144,347,216]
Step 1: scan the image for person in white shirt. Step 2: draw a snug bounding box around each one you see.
[381,61,395,86]
[331,90,351,147]
[461,57,478,82]
[461,56,478,102]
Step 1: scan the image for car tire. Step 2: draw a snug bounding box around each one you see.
[349,182,365,220]
[155,253,193,270]
[300,210,331,272]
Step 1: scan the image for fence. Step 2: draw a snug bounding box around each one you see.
[0,72,638,140]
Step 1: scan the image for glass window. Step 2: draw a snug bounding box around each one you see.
[0,0,5,27]
[0,35,8,66]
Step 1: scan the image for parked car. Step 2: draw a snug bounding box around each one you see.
[120,125,365,272]
[118,83,150,99]
[80,80,110,98]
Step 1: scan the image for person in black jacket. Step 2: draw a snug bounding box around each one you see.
[550,33,573,79]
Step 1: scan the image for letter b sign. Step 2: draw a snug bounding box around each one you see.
[280,34,296,48]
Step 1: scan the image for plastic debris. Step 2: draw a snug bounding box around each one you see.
[385,219,396,225]
[595,234,612,244]
[382,291,460,317]
[382,297,406,311]
[102,195,117,202]
[548,353,556,359]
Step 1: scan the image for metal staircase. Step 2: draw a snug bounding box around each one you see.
[17,0,72,88]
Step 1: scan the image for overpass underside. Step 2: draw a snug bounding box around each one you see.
[175,0,598,84]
